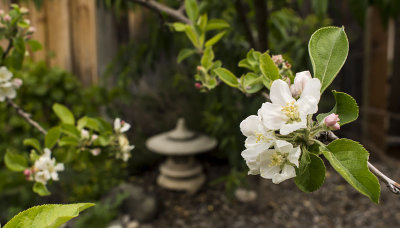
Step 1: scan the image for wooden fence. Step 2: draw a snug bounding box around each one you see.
[0,0,144,86]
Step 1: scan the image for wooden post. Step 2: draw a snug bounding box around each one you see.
[25,2,47,61]
[362,6,389,155]
[45,0,72,71]
[69,0,98,86]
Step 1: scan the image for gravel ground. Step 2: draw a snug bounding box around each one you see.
[134,158,400,228]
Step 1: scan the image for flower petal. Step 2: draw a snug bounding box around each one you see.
[258,102,287,130]
[272,165,296,184]
[240,115,260,137]
[241,145,264,161]
[279,120,307,135]
[260,166,281,179]
[297,96,319,115]
[288,146,301,167]
[300,78,321,103]
[270,79,295,106]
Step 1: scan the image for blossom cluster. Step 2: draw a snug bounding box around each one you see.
[114,118,134,162]
[24,148,64,185]
[0,67,22,102]
[240,71,339,183]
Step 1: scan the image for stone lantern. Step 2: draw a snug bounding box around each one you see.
[146,118,217,193]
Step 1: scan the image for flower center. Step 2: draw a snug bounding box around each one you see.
[269,152,288,167]
[255,133,270,143]
[281,101,301,123]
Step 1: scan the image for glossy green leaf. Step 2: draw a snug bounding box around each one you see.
[185,0,199,22]
[201,47,214,69]
[322,139,380,203]
[259,52,280,81]
[184,26,199,48]
[243,73,263,94]
[61,124,80,138]
[45,126,61,149]
[205,19,229,31]
[4,203,95,228]
[177,48,196,63]
[213,67,239,87]
[316,90,358,125]
[33,182,51,196]
[309,26,349,93]
[295,151,326,192]
[53,103,75,125]
[5,151,28,172]
[23,138,41,152]
[171,22,186,32]
[205,31,226,47]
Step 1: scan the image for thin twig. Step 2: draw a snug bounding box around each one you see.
[2,39,12,63]
[6,98,47,135]
[128,0,190,24]
[325,131,400,195]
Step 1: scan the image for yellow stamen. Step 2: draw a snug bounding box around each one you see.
[281,101,301,123]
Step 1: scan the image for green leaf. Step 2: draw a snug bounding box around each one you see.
[23,138,41,152]
[308,26,349,93]
[45,127,61,149]
[184,26,199,48]
[58,136,79,147]
[205,31,226,47]
[4,203,95,228]
[316,90,359,125]
[28,39,43,52]
[4,151,28,172]
[205,19,229,31]
[53,103,75,125]
[238,59,253,71]
[213,68,239,87]
[322,139,380,203]
[171,22,186,32]
[177,48,196,63]
[243,73,263,94]
[201,47,214,69]
[61,124,80,138]
[197,14,208,31]
[185,0,199,22]
[259,52,280,81]
[33,182,51,196]
[295,151,326,192]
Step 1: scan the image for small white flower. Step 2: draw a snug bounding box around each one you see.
[258,78,321,135]
[117,135,134,162]
[80,129,90,139]
[0,66,12,82]
[0,83,16,101]
[290,71,312,97]
[33,148,64,185]
[259,140,301,184]
[114,118,131,133]
[240,115,275,149]
[91,148,101,156]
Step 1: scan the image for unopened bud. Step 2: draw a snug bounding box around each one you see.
[195,82,202,89]
[24,169,32,180]
[12,78,23,88]
[271,54,284,65]
[324,113,340,130]
[4,14,11,22]
[290,71,312,97]
[28,26,36,33]
[80,129,89,139]
[91,134,98,141]
[91,148,101,156]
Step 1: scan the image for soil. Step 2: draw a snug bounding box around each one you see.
[134,158,400,228]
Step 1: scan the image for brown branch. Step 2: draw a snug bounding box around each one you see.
[128,0,190,24]
[325,131,400,195]
[2,39,12,63]
[235,0,256,49]
[6,98,47,135]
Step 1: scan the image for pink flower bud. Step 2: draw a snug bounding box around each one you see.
[12,78,23,88]
[196,66,202,71]
[195,83,202,89]
[271,55,284,65]
[4,14,11,22]
[24,169,32,180]
[290,71,312,97]
[324,113,340,130]
[91,134,98,141]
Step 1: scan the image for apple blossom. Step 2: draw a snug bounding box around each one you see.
[32,148,64,185]
[3,14,10,22]
[258,78,321,135]
[80,129,90,139]
[240,114,275,149]
[114,118,131,133]
[0,66,12,82]
[117,135,134,162]
[91,148,101,156]
[290,71,312,97]
[272,54,284,65]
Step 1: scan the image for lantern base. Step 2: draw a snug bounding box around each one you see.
[157,156,205,193]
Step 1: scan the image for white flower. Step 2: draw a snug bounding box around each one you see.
[0,82,16,101]
[80,129,90,139]
[259,140,300,184]
[114,118,131,133]
[258,78,321,135]
[33,148,64,185]
[91,148,101,156]
[290,71,312,97]
[117,135,134,162]
[0,66,12,83]
[240,115,275,149]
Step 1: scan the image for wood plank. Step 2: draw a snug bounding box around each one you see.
[25,1,47,61]
[45,0,72,71]
[70,0,98,86]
